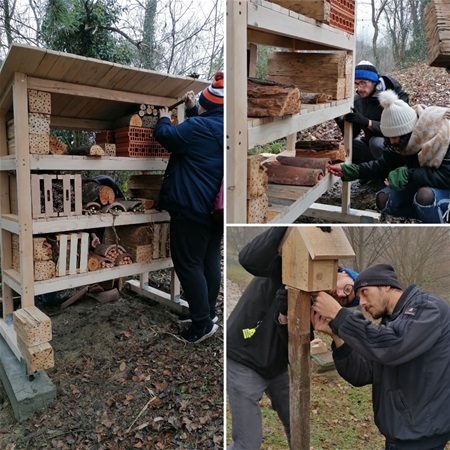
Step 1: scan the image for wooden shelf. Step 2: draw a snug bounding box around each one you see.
[3,257,174,296]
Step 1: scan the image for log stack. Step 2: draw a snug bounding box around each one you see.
[104,225,153,263]
[13,306,54,374]
[424,0,450,67]
[93,243,133,266]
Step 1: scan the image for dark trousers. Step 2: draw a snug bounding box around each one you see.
[169,216,222,328]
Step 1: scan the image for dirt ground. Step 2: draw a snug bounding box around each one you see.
[0,271,224,450]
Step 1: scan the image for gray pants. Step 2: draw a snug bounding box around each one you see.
[352,136,385,164]
[227,358,290,449]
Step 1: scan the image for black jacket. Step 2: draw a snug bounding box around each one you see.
[227,227,289,379]
[331,285,450,448]
[338,75,409,141]
[357,144,450,190]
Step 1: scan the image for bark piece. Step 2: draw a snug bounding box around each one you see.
[247,77,301,117]
[295,140,347,162]
[424,0,450,67]
[266,164,324,186]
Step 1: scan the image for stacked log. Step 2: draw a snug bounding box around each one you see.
[66,144,106,156]
[94,243,133,266]
[88,252,114,270]
[264,161,324,186]
[82,180,115,206]
[247,78,301,117]
[104,225,153,263]
[424,0,450,67]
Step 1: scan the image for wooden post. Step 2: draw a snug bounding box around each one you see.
[288,287,311,449]
[282,227,355,449]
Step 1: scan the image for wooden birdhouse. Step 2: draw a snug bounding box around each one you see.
[281,227,355,292]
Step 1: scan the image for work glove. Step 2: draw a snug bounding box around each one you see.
[345,109,370,128]
[276,285,288,316]
[341,164,360,182]
[387,166,409,191]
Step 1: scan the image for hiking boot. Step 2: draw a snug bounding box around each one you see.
[180,323,219,344]
[178,314,218,324]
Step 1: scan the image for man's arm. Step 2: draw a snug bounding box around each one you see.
[238,227,288,278]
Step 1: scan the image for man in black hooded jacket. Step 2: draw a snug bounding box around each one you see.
[336,60,409,164]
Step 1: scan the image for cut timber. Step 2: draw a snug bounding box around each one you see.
[34,260,56,281]
[33,237,53,261]
[49,135,67,155]
[13,306,52,347]
[295,140,347,162]
[247,77,301,117]
[247,194,268,224]
[267,164,324,187]
[268,52,352,100]
[270,0,330,21]
[104,225,154,263]
[29,113,50,134]
[300,92,332,104]
[248,154,268,198]
[88,252,114,270]
[29,133,50,154]
[424,0,450,67]
[82,180,115,205]
[97,143,116,156]
[127,174,164,200]
[17,339,54,374]
[276,156,331,173]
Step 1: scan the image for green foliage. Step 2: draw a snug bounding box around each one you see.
[41,0,134,64]
[248,140,286,155]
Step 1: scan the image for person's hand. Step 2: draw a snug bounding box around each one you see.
[182,90,196,110]
[159,106,172,120]
[341,164,360,181]
[345,109,370,128]
[327,163,344,177]
[91,233,100,248]
[310,308,333,336]
[276,285,288,316]
[387,166,409,191]
[311,291,342,320]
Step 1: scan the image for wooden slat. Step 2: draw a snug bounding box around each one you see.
[79,233,89,273]
[58,234,67,276]
[69,233,78,275]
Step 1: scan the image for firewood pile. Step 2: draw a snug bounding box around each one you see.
[93,244,133,267]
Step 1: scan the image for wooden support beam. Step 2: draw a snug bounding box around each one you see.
[288,287,311,450]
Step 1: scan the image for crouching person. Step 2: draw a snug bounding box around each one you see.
[328,90,450,223]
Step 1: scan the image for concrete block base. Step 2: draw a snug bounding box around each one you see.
[0,335,56,422]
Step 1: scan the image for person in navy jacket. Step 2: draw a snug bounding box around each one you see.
[154,72,223,343]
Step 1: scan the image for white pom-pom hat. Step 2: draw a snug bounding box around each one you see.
[379,90,418,137]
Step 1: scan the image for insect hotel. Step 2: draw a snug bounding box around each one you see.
[0,43,209,419]
[281,227,355,449]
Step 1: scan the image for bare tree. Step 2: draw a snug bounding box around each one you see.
[370,0,389,68]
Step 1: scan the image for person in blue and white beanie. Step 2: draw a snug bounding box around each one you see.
[336,60,409,165]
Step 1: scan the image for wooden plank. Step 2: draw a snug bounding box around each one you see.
[227,0,248,223]
[17,339,54,374]
[13,72,34,308]
[69,233,78,275]
[80,233,89,273]
[152,223,161,259]
[58,234,67,277]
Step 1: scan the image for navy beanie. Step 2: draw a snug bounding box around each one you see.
[354,263,402,294]
[355,60,379,83]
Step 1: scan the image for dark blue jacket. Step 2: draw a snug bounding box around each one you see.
[154,106,223,225]
[331,285,450,448]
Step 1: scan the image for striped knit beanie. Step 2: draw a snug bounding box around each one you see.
[199,71,224,110]
[355,60,379,83]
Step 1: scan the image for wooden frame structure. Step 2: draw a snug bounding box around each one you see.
[281,227,355,449]
[0,43,209,367]
[226,0,380,224]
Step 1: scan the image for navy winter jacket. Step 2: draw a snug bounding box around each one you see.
[154,106,223,225]
[331,285,450,448]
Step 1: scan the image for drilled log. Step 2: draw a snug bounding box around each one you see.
[49,135,67,155]
[295,140,347,162]
[266,164,323,186]
[276,156,331,173]
[82,181,115,205]
[67,144,106,156]
[114,113,143,128]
